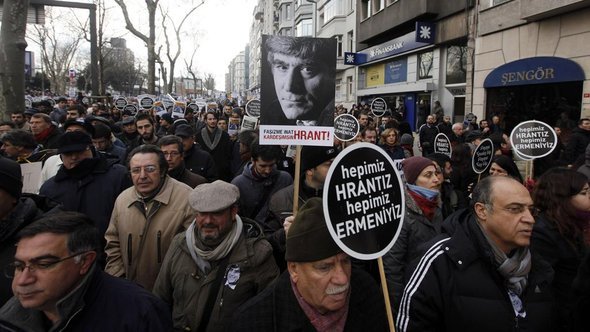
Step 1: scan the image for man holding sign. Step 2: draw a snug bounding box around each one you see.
[230,198,387,331]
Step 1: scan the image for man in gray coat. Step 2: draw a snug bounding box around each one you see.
[153,181,279,332]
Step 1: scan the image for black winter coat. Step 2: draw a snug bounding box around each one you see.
[396,209,555,332]
[39,156,131,235]
[229,269,387,332]
[0,195,60,305]
[0,267,172,331]
[531,213,586,331]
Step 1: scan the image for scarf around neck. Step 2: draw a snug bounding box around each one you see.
[473,218,531,296]
[407,184,439,221]
[201,127,222,150]
[291,278,349,332]
[185,215,243,274]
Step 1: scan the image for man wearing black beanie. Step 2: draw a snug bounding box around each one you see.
[230,198,387,331]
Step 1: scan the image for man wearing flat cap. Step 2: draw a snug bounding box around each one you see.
[230,198,387,332]
[153,180,279,332]
[40,131,130,237]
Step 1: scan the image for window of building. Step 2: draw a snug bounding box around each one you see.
[361,0,371,20]
[325,0,346,23]
[386,0,399,6]
[295,19,313,37]
[346,76,354,100]
[336,78,342,100]
[347,30,354,52]
[372,0,385,13]
[446,45,468,84]
[492,0,510,5]
[285,4,291,20]
[418,51,433,79]
[335,35,343,57]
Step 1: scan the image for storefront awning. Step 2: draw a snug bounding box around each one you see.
[483,57,585,88]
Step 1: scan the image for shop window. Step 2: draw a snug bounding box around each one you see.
[446,45,468,84]
[418,51,433,79]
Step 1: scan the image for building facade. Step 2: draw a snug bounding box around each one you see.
[472,0,590,137]
[353,0,474,130]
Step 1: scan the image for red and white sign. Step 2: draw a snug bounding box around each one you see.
[259,125,334,146]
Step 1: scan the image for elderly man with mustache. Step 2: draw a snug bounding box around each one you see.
[230,198,387,332]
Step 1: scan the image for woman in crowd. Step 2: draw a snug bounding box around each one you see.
[379,127,405,160]
[532,168,590,331]
[489,154,523,182]
[383,156,443,312]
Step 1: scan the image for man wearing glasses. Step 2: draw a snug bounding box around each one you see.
[0,212,172,330]
[396,176,555,332]
[158,135,206,188]
[105,144,194,291]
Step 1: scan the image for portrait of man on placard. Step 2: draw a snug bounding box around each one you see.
[261,35,336,127]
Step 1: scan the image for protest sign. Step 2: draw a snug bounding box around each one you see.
[259,35,335,146]
[172,102,186,118]
[472,138,494,174]
[334,114,360,142]
[323,143,405,260]
[510,120,557,159]
[25,97,33,109]
[371,97,387,117]
[246,99,261,118]
[123,104,138,115]
[21,162,42,194]
[433,133,452,158]
[187,103,200,113]
[138,95,155,110]
[114,97,127,110]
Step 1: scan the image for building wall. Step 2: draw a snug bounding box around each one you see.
[473,5,590,119]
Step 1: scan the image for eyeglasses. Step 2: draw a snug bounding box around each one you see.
[130,165,158,175]
[163,151,181,157]
[497,204,540,217]
[4,250,93,278]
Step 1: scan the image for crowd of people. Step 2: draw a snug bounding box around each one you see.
[0,95,589,331]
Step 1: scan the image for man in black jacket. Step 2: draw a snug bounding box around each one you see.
[396,176,555,332]
[175,124,218,182]
[0,212,172,331]
[564,118,590,166]
[40,131,131,236]
[230,198,387,331]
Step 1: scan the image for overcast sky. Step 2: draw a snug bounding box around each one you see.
[26,0,256,92]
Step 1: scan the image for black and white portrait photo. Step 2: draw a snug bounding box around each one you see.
[261,35,336,127]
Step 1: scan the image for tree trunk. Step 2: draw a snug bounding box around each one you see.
[147,1,156,94]
[0,0,29,119]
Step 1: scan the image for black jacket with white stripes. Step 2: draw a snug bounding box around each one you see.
[396,209,556,332]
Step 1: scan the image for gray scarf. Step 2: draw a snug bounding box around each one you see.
[200,127,222,150]
[475,219,531,296]
[185,215,243,274]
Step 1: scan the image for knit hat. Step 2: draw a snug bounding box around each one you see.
[0,157,23,200]
[57,131,93,154]
[400,133,414,145]
[175,124,195,138]
[63,118,95,136]
[402,156,436,185]
[300,146,338,173]
[160,113,173,124]
[285,198,341,262]
[465,130,482,143]
[188,180,240,212]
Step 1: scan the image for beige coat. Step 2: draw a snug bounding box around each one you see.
[105,176,195,290]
